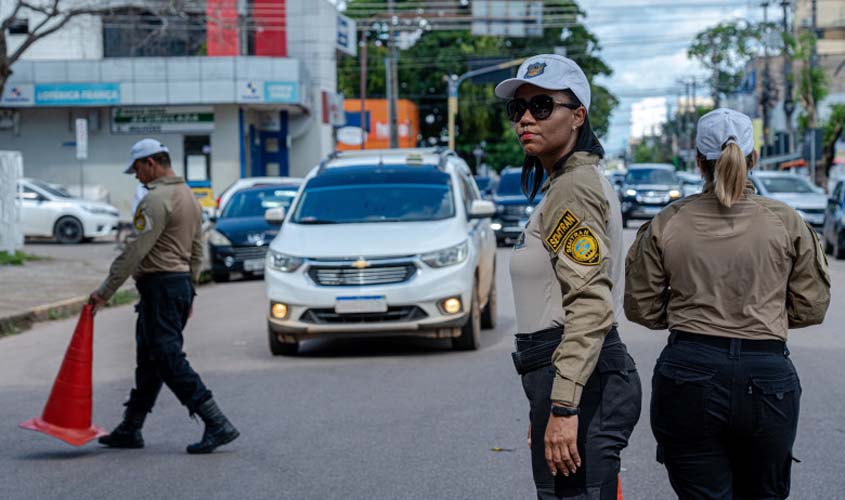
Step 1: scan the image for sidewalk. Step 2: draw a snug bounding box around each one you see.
[0,239,132,334]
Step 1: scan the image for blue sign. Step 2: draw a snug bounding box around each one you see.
[35,83,120,106]
[264,82,298,104]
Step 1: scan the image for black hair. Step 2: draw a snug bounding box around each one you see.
[520,89,605,201]
[147,152,171,168]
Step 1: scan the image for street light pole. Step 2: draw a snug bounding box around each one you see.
[447,58,526,151]
[781,0,795,151]
[387,0,399,148]
[359,28,368,150]
[762,1,772,157]
[809,0,818,183]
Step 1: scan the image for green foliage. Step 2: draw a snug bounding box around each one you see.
[688,20,767,104]
[338,0,618,170]
[0,251,41,266]
[788,31,829,131]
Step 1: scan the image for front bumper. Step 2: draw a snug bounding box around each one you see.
[796,211,825,228]
[210,244,268,275]
[265,257,475,340]
[622,200,671,219]
[492,216,528,240]
[83,214,119,238]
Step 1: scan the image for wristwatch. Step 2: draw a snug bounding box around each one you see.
[550,405,580,417]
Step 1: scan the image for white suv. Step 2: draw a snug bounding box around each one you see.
[263,148,497,355]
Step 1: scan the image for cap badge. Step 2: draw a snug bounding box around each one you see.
[524,62,547,79]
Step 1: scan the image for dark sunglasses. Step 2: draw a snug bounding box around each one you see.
[506,94,580,122]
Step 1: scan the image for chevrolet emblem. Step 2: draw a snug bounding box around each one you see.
[351,259,370,269]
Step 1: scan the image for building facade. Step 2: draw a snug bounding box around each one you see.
[0,0,344,218]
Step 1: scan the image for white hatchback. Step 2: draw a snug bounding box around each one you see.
[263,148,498,355]
[17,178,120,244]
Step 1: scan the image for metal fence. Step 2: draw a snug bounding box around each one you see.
[0,152,24,254]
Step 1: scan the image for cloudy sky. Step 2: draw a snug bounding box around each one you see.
[579,0,769,156]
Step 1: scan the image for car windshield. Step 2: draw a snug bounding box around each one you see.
[475,177,491,190]
[758,176,816,194]
[30,180,73,198]
[291,167,455,224]
[221,187,298,218]
[496,172,529,196]
[625,169,678,185]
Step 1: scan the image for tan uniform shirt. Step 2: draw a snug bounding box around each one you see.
[97,176,203,300]
[510,152,623,407]
[625,181,830,340]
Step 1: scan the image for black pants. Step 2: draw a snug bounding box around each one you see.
[125,273,212,415]
[651,331,801,500]
[519,328,642,500]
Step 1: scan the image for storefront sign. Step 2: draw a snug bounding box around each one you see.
[238,81,265,102]
[35,83,120,106]
[264,82,298,103]
[337,14,357,57]
[111,106,215,134]
[1,84,34,106]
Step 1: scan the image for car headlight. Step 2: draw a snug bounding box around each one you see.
[625,189,637,197]
[207,229,232,246]
[669,189,682,199]
[496,204,504,213]
[82,205,114,215]
[525,205,534,215]
[421,241,469,268]
[267,250,304,273]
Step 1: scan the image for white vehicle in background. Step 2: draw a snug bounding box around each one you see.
[263,148,498,355]
[16,178,120,244]
[216,176,302,216]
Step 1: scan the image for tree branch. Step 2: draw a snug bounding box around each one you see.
[1,1,26,32]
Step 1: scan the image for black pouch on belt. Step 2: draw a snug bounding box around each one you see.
[511,326,563,375]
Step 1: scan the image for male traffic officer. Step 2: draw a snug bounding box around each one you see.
[90,138,239,454]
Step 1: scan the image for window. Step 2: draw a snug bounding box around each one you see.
[8,18,28,35]
[834,182,843,203]
[625,169,678,185]
[759,176,815,194]
[102,8,206,57]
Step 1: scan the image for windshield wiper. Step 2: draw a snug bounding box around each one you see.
[296,219,339,224]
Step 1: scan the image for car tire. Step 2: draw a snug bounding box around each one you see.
[480,269,497,330]
[835,235,845,260]
[825,236,834,255]
[212,271,230,283]
[452,281,481,351]
[622,216,629,229]
[54,216,84,244]
[268,326,299,356]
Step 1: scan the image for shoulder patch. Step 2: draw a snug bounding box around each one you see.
[562,226,601,266]
[545,209,580,253]
[133,208,152,233]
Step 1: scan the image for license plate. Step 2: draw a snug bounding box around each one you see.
[642,206,661,215]
[335,296,388,314]
[642,197,663,204]
[243,258,264,272]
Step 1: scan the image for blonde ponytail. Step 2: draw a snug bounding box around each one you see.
[713,142,747,208]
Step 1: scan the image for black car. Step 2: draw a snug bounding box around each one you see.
[823,179,845,259]
[208,184,299,282]
[620,164,683,227]
[491,167,543,245]
[474,175,498,199]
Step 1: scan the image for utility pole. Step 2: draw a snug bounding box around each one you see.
[359,28,368,150]
[781,0,795,152]
[387,0,399,148]
[685,79,693,170]
[762,2,772,157]
[809,0,818,183]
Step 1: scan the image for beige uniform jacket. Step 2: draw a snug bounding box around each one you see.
[533,152,623,407]
[97,176,203,300]
[625,181,830,341]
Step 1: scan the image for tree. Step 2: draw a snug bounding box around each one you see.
[687,20,767,108]
[338,0,618,171]
[822,104,845,177]
[788,30,829,134]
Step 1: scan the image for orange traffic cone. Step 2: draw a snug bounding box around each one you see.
[20,304,105,446]
[617,474,623,500]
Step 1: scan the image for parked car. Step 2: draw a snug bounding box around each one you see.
[620,164,683,227]
[473,175,498,199]
[491,167,544,245]
[216,176,302,216]
[264,148,497,355]
[748,171,827,229]
[16,178,120,244]
[677,171,704,197]
[823,179,845,259]
[605,169,627,195]
[207,182,301,282]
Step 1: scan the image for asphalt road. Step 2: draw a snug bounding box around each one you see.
[1,228,843,500]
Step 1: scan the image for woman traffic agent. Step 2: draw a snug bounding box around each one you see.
[497,55,642,499]
[625,108,831,499]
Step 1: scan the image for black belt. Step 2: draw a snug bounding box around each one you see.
[512,326,620,375]
[670,330,786,354]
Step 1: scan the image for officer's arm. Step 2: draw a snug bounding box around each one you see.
[786,221,830,328]
[623,220,669,329]
[96,197,168,300]
[540,182,614,408]
[190,219,204,286]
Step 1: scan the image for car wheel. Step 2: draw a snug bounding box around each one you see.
[480,268,497,330]
[268,326,299,356]
[452,281,481,351]
[212,271,230,283]
[825,236,834,255]
[622,216,629,229]
[835,235,845,260]
[54,216,84,244]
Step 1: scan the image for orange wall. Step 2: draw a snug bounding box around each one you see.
[339,99,419,150]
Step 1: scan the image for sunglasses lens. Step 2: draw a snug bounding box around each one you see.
[530,95,554,120]
[507,100,526,122]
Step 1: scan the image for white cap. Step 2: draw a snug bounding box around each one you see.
[495,54,591,112]
[124,138,170,174]
[695,108,754,160]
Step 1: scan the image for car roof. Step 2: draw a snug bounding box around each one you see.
[320,148,461,173]
[751,171,804,177]
[627,163,675,170]
[232,184,301,195]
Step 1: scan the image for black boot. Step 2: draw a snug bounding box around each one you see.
[186,399,239,454]
[99,409,146,449]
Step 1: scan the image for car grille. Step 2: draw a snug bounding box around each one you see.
[232,246,268,261]
[799,208,824,215]
[308,263,417,286]
[503,205,528,216]
[300,306,427,324]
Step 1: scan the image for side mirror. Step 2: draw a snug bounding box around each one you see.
[468,199,496,219]
[265,207,286,225]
